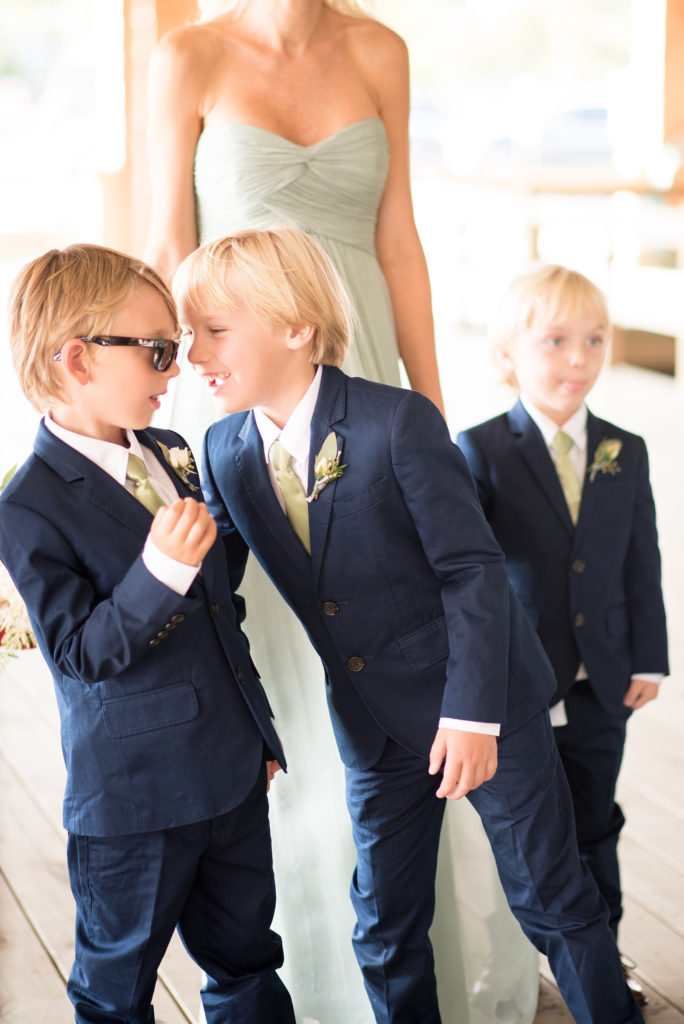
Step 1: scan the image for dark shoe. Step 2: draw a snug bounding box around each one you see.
[621,954,649,1007]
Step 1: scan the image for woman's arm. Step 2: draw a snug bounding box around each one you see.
[362,27,444,414]
[145,27,211,282]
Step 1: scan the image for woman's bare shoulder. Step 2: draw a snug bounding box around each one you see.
[336,13,408,85]
[151,21,228,73]
[340,13,407,61]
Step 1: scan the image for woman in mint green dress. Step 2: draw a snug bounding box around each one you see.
[147,4,538,1022]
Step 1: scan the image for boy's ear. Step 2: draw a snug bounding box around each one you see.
[57,338,95,387]
[497,343,516,372]
[284,324,315,352]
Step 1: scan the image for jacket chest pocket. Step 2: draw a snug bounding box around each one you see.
[332,475,389,521]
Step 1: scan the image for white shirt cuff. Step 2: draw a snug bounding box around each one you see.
[142,536,200,596]
[631,673,664,683]
[549,700,568,728]
[438,717,501,736]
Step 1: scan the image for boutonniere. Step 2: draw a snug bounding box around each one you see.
[157,441,199,492]
[588,438,622,482]
[306,432,346,502]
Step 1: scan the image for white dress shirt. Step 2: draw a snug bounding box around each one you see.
[254,366,323,500]
[520,396,662,727]
[44,415,199,595]
[252,369,499,737]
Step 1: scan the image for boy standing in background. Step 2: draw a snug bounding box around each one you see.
[458,265,668,1005]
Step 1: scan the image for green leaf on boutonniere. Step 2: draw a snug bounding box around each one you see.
[1,465,17,491]
[156,441,199,492]
[588,438,622,483]
[307,432,345,502]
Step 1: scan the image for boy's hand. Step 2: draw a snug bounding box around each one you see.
[428,728,497,800]
[266,760,282,792]
[150,498,217,566]
[623,677,659,711]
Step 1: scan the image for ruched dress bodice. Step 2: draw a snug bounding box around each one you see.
[193,119,400,387]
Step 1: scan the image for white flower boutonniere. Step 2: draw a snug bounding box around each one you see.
[588,438,622,482]
[157,441,199,492]
[307,432,346,502]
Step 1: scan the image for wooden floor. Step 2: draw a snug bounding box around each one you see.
[1,363,683,1023]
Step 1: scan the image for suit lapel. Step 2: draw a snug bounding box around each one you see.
[135,430,197,499]
[235,412,312,576]
[308,368,347,584]
[507,400,574,534]
[34,422,154,539]
[574,410,604,540]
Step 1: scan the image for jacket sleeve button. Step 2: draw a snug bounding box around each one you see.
[211,600,220,616]
[236,666,245,683]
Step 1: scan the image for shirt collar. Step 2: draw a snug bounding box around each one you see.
[520,396,588,452]
[254,365,322,464]
[44,413,148,486]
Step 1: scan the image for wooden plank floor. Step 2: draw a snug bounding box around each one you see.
[1,364,683,1024]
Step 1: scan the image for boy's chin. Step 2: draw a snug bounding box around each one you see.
[213,396,249,416]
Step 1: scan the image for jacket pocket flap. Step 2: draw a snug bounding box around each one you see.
[102,682,199,738]
[333,475,389,519]
[397,617,449,671]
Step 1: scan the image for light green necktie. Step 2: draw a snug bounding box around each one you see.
[551,429,581,524]
[270,439,311,554]
[126,453,166,515]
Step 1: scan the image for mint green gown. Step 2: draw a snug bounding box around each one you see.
[165,118,538,1024]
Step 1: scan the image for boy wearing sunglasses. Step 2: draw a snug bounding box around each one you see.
[0,244,295,1024]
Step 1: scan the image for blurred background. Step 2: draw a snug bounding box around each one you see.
[2,0,684,461]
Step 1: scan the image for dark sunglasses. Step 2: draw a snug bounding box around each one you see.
[52,335,180,372]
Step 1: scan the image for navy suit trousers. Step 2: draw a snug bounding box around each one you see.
[66,763,294,1024]
[346,712,643,1024]
[553,679,629,936]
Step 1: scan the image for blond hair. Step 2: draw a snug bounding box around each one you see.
[8,244,179,412]
[490,264,611,389]
[174,227,353,367]
[199,0,370,19]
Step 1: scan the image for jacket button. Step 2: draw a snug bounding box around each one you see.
[148,637,161,647]
[573,613,585,628]
[571,559,586,574]
[164,621,176,631]
[347,656,365,672]
[211,600,219,616]
[236,666,245,683]
[170,613,185,624]
[322,601,339,616]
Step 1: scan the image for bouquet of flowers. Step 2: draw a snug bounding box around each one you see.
[0,561,36,667]
[0,465,37,667]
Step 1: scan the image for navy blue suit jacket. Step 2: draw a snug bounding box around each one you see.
[457,400,668,709]
[0,423,285,836]
[202,367,556,770]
